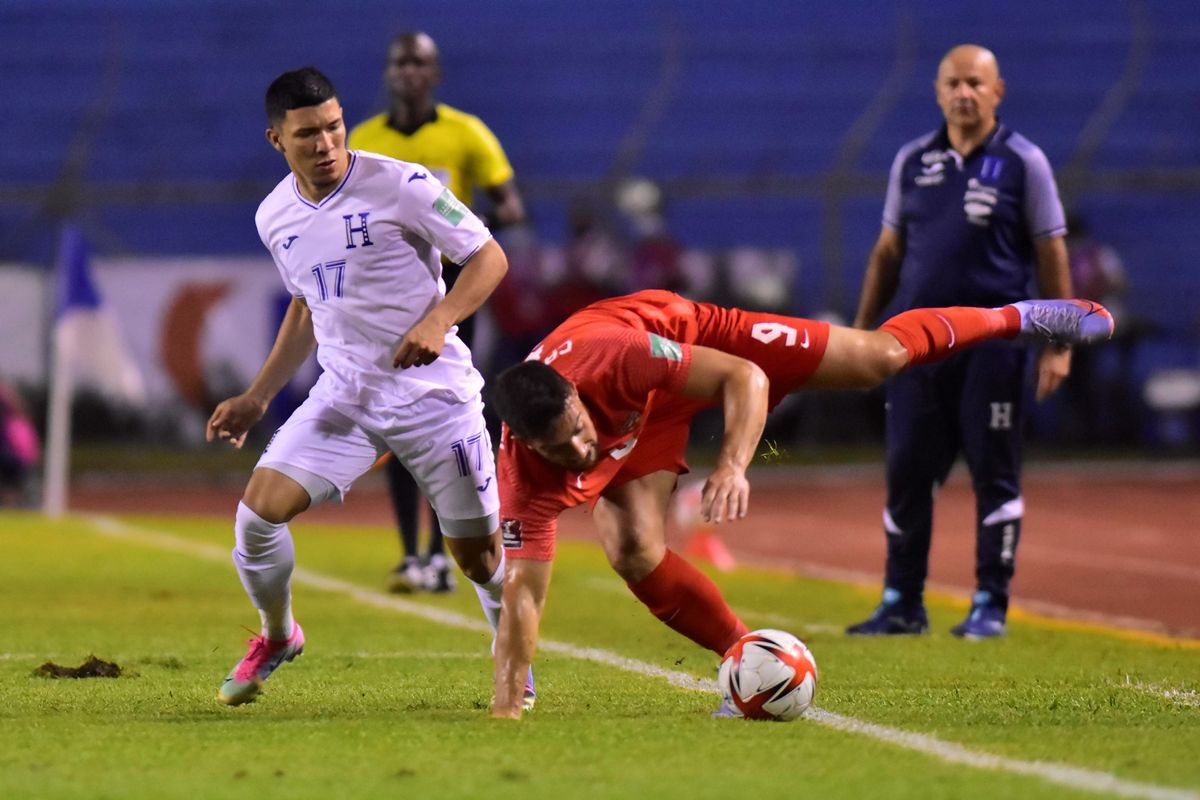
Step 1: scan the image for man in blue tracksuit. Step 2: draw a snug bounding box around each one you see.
[846,44,1073,639]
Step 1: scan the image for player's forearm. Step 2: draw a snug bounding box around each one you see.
[854,248,901,329]
[433,239,509,329]
[1033,236,1071,299]
[490,200,526,228]
[245,299,316,405]
[491,558,550,719]
[485,182,527,228]
[716,361,769,474]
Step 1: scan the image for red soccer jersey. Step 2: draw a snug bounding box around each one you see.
[497,308,694,559]
[498,290,830,560]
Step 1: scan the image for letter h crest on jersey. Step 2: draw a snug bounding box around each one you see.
[343,212,373,249]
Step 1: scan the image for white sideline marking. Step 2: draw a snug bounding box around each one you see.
[0,653,38,661]
[1123,677,1200,708]
[83,515,1197,800]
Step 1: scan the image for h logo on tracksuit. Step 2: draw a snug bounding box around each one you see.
[989,402,1014,430]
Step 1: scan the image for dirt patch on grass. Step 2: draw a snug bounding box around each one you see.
[33,656,123,679]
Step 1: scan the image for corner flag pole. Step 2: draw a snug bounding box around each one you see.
[42,325,73,517]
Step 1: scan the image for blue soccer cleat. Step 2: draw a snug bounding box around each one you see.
[523,666,537,712]
[1010,299,1114,346]
[711,695,744,719]
[845,603,929,636]
[950,597,1007,639]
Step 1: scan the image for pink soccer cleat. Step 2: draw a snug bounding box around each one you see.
[217,623,305,706]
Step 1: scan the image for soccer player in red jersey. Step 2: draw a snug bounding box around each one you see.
[488,289,1112,718]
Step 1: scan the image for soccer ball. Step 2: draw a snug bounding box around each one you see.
[718,629,818,721]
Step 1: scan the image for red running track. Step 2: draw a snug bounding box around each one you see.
[68,461,1200,639]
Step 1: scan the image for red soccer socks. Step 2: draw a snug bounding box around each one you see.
[628,549,748,655]
[881,305,1019,367]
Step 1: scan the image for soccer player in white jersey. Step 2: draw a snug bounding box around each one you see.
[206,67,530,708]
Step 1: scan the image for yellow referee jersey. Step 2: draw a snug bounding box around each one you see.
[348,103,514,205]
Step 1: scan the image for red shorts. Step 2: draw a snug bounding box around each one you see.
[607,300,830,490]
[500,292,831,561]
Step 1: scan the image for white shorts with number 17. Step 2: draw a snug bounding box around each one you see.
[256,391,498,538]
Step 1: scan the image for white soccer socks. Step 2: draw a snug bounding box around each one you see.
[471,550,506,632]
[233,501,296,641]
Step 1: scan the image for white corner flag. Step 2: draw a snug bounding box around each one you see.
[43,223,145,517]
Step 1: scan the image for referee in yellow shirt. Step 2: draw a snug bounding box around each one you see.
[349,31,527,595]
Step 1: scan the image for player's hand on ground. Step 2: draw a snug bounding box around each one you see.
[489,700,523,720]
[1035,345,1071,402]
[700,465,751,524]
[393,312,451,368]
[206,394,267,449]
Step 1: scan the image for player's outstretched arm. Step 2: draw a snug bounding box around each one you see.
[394,239,509,368]
[206,297,315,448]
[491,557,552,719]
[681,346,769,524]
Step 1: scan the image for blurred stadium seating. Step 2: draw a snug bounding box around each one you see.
[2,0,1199,448]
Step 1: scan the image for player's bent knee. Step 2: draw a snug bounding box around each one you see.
[444,529,502,583]
[605,535,666,583]
[242,466,325,523]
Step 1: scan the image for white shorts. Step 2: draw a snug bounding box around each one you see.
[256,392,499,538]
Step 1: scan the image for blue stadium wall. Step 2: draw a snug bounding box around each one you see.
[3,0,1198,332]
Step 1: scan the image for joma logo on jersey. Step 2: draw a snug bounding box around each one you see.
[343,212,373,249]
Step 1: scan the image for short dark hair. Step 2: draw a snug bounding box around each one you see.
[265,67,338,125]
[491,361,573,441]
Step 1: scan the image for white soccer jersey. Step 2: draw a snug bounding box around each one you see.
[255,151,491,409]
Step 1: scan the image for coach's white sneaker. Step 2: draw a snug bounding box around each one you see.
[386,556,426,594]
[422,554,457,594]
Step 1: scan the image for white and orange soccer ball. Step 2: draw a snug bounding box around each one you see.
[718,629,818,721]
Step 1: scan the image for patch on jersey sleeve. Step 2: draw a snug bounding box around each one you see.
[433,187,468,226]
[501,518,523,549]
[647,333,683,362]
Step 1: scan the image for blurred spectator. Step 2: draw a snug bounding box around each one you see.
[1066,214,1128,318]
[1063,214,1139,445]
[487,225,555,372]
[0,381,40,507]
[552,196,628,309]
[348,31,527,595]
[615,178,687,293]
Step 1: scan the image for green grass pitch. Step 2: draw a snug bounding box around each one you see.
[1,511,1197,800]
